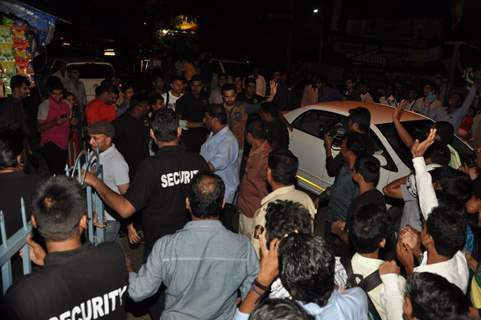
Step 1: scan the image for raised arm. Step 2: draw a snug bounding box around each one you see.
[393,102,415,149]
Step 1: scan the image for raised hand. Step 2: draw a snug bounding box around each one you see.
[411,128,436,158]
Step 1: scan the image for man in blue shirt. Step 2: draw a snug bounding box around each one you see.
[200,104,239,204]
[128,172,258,320]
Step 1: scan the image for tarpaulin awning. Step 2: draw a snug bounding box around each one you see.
[0,0,70,46]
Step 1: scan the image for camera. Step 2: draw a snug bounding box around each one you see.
[320,121,346,145]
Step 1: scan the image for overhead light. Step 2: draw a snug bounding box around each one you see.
[61,42,71,47]
[104,51,116,56]
[143,22,147,25]
[313,8,319,13]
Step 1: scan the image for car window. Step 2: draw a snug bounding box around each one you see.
[377,120,475,168]
[292,110,344,138]
[67,64,114,79]
[367,130,397,172]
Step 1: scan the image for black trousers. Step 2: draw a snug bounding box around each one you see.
[42,142,68,175]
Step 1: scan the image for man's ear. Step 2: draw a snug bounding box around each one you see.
[79,214,87,231]
[185,197,191,211]
[31,215,38,229]
[380,238,386,248]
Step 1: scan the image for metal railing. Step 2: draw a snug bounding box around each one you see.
[0,149,106,293]
[0,198,31,294]
[65,148,105,245]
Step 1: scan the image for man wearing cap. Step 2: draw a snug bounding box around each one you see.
[88,121,129,242]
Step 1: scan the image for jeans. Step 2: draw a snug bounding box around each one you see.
[103,220,121,243]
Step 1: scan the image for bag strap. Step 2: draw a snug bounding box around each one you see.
[358,270,383,293]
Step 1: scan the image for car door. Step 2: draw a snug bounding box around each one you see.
[290,109,346,194]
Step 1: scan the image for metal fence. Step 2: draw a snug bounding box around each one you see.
[0,148,105,293]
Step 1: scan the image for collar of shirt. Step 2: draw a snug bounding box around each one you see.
[209,125,229,140]
[182,219,225,231]
[44,244,91,267]
[352,253,384,270]
[99,144,116,161]
[302,290,341,315]
[261,185,296,205]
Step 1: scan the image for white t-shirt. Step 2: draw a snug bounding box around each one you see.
[162,91,183,111]
[99,144,129,221]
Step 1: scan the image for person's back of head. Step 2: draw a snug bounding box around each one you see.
[405,272,469,320]
[249,298,314,320]
[246,120,267,141]
[95,84,113,99]
[348,204,387,254]
[353,156,380,185]
[206,103,228,125]
[129,94,150,114]
[0,129,24,169]
[188,172,225,219]
[268,150,298,186]
[278,234,335,307]
[151,109,179,142]
[10,75,30,91]
[348,107,371,133]
[265,200,313,246]
[434,121,454,145]
[260,101,280,119]
[425,206,466,259]
[425,141,450,166]
[345,132,370,158]
[431,167,472,210]
[32,176,86,241]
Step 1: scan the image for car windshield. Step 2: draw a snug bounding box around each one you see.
[377,120,475,168]
[67,63,114,79]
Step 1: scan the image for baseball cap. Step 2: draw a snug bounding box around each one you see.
[87,121,115,138]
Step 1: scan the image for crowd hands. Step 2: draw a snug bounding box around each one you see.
[2,56,481,320]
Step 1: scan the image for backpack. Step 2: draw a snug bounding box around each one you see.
[341,256,383,320]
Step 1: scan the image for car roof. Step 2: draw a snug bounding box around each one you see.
[287,100,431,125]
[53,57,113,65]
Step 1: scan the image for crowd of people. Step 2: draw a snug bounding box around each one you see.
[0,57,481,320]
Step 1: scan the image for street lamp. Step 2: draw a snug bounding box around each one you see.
[313,8,319,14]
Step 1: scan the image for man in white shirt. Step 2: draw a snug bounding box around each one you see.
[88,121,129,242]
[348,204,405,320]
[162,76,185,111]
[250,150,316,255]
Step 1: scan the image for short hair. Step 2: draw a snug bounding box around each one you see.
[148,93,164,105]
[246,121,266,140]
[63,91,75,100]
[221,83,236,93]
[190,74,203,83]
[425,141,450,166]
[260,101,281,118]
[244,77,256,86]
[406,272,469,320]
[95,84,114,97]
[345,132,370,157]
[348,107,371,132]
[130,94,149,110]
[265,200,313,246]
[151,109,178,142]
[278,234,335,307]
[348,204,388,254]
[434,121,454,145]
[170,75,185,84]
[431,167,472,210]
[249,298,314,320]
[47,77,64,92]
[120,82,134,93]
[354,156,380,184]
[151,72,164,82]
[32,176,86,241]
[188,172,225,218]
[206,104,227,125]
[0,129,24,169]
[10,75,30,90]
[268,150,298,185]
[426,206,466,258]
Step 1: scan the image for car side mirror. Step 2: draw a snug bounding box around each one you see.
[373,153,387,167]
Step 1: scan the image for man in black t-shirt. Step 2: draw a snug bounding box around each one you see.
[3,176,128,320]
[259,101,289,151]
[331,156,386,245]
[113,95,151,179]
[85,109,208,254]
[175,75,209,153]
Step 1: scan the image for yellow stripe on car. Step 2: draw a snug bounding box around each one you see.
[296,175,325,192]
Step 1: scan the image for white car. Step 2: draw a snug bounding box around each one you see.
[285,101,475,195]
[50,58,115,102]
